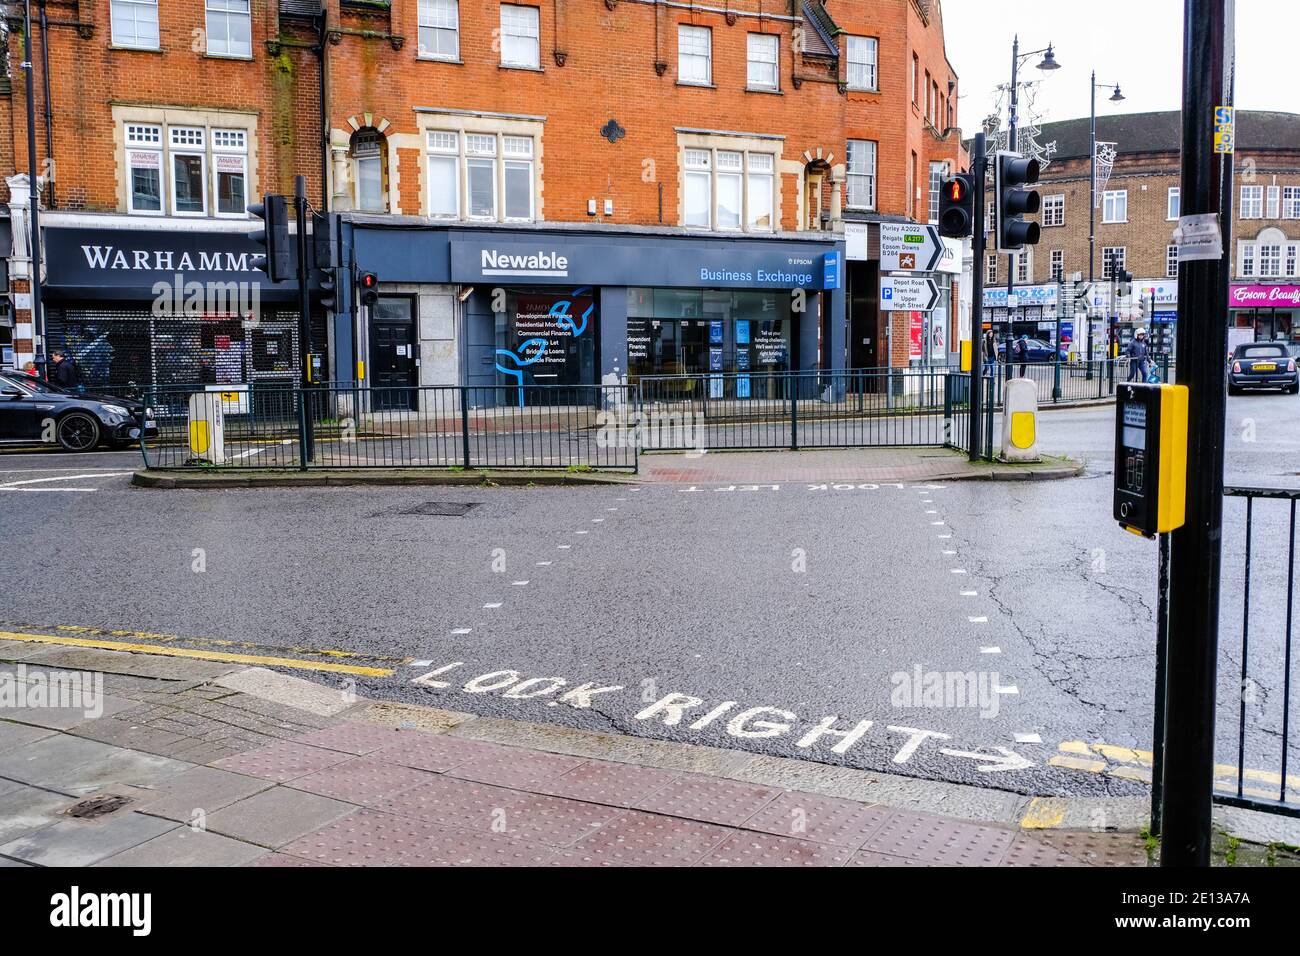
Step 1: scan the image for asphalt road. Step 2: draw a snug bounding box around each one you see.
[0,390,1296,801]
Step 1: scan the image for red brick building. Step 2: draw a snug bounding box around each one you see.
[0,0,965,389]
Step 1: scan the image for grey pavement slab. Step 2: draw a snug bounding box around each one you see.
[215,668,357,717]
[0,719,57,755]
[0,639,58,661]
[0,734,128,790]
[19,646,238,682]
[96,826,268,867]
[131,766,275,823]
[211,740,354,782]
[0,856,34,866]
[0,785,79,844]
[0,811,178,866]
[0,695,140,731]
[205,787,357,849]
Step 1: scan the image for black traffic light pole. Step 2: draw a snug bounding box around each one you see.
[294,176,316,466]
[1160,0,1234,868]
[968,134,988,463]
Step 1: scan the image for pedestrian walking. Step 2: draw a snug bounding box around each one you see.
[1014,334,1030,378]
[48,349,82,390]
[982,330,996,364]
[1127,329,1151,382]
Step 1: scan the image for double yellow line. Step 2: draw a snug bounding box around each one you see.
[0,626,399,678]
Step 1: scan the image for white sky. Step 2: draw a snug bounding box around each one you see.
[942,0,1296,131]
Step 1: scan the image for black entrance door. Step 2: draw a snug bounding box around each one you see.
[369,296,417,411]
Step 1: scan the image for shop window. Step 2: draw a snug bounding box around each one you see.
[500,5,540,69]
[418,0,460,60]
[212,129,248,217]
[747,33,778,91]
[169,127,207,216]
[111,0,159,49]
[1284,186,1300,219]
[122,119,254,217]
[626,288,793,389]
[205,0,252,58]
[497,289,596,392]
[678,25,711,85]
[351,128,388,213]
[846,36,877,92]
[846,139,876,210]
[681,147,775,232]
[1042,194,1064,227]
[1240,243,1255,277]
[1102,247,1125,280]
[126,124,164,214]
[1241,185,1263,219]
[426,129,537,223]
[1260,243,1281,277]
[1102,190,1126,224]
[1167,187,1180,220]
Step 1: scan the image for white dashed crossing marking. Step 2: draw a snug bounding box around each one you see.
[483,603,502,609]
[968,616,988,623]
[980,647,1001,654]
[451,628,472,635]
[1015,733,1043,744]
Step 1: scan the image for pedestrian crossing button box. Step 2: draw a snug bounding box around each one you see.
[1113,383,1188,537]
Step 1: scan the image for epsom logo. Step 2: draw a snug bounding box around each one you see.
[481,248,569,277]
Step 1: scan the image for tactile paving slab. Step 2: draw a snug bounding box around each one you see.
[416,828,558,867]
[629,774,781,827]
[740,792,892,847]
[1003,830,1150,867]
[372,734,509,773]
[536,759,681,808]
[289,756,435,806]
[490,791,623,847]
[570,810,732,866]
[278,809,442,867]
[860,812,1015,866]
[446,748,586,790]
[375,774,525,830]
[289,722,407,756]
[211,740,353,783]
[698,831,854,867]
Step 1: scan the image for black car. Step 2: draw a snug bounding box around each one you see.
[0,372,158,451]
[1228,341,1299,395]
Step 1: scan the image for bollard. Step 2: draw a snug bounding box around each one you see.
[1000,377,1040,463]
[187,391,226,465]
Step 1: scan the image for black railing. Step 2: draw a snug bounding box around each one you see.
[1214,486,1300,818]
[637,368,961,451]
[139,383,638,472]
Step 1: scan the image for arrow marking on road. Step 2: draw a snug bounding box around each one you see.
[939,746,1033,772]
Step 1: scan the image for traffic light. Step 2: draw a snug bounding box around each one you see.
[359,271,379,307]
[311,213,338,311]
[247,194,290,283]
[993,152,1041,253]
[937,173,975,239]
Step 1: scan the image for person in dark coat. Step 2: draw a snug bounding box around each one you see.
[1127,329,1151,381]
[48,350,80,389]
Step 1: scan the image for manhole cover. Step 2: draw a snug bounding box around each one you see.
[394,501,481,517]
[65,795,131,819]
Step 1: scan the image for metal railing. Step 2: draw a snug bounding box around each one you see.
[1214,486,1300,818]
[139,383,638,472]
[637,368,961,451]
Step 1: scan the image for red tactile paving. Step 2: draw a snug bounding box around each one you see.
[629,774,781,827]
[447,748,587,789]
[373,734,510,773]
[846,850,948,867]
[697,831,854,867]
[741,792,892,847]
[249,853,336,867]
[288,756,437,806]
[571,810,733,866]
[289,722,408,755]
[278,810,441,867]
[375,774,527,830]
[860,812,1015,866]
[211,740,354,782]
[536,759,681,807]
[416,828,558,867]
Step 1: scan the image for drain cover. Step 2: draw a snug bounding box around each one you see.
[65,795,131,819]
[395,501,480,516]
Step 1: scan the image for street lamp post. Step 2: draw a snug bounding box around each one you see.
[1003,37,1059,394]
[20,0,46,375]
[1087,73,1126,381]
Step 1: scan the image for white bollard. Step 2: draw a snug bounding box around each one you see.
[186,392,226,465]
[1001,377,1040,462]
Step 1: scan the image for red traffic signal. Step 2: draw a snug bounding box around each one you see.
[359,271,379,307]
[938,173,975,239]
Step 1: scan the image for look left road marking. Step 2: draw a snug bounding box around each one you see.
[0,629,394,677]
